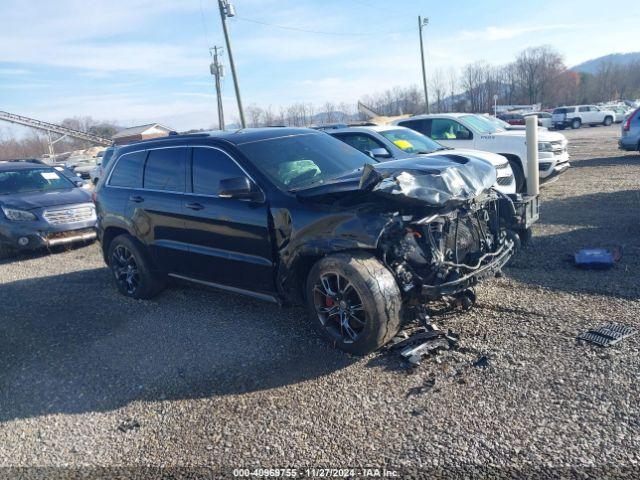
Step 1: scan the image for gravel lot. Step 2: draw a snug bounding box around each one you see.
[1,125,639,477]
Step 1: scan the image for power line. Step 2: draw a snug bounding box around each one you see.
[233,16,409,37]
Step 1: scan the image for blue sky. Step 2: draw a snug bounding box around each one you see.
[1,0,638,133]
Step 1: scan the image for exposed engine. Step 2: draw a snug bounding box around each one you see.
[379,192,514,301]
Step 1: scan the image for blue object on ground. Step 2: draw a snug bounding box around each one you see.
[574,248,615,269]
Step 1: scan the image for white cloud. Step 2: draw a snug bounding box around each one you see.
[459,24,576,41]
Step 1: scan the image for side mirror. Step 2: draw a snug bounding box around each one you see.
[367,148,392,159]
[456,130,472,140]
[74,180,85,188]
[219,176,262,201]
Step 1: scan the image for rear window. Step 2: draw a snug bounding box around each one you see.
[144,148,186,192]
[109,151,146,188]
[553,108,569,114]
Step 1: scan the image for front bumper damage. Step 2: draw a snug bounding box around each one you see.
[420,239,513,297]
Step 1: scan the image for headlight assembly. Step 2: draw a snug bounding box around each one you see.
[1,207,37,221]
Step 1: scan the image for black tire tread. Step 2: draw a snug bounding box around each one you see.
[108,234,166,299]
[306,251,402,355]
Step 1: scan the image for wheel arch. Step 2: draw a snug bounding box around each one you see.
[101,226,131,263]
[498,153,527,192]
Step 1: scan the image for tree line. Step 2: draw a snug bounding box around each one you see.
[2,45,639,159]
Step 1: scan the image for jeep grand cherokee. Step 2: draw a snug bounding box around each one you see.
[95,128,517,355]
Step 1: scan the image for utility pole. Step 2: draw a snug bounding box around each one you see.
[210,46,225,130]
[218,0,246,128]
[418,16,430,114]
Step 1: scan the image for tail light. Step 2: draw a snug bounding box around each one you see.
[623,108,639,132]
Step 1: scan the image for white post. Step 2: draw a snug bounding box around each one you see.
[525,115,539,196]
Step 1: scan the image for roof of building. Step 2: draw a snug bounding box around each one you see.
[112,123,175,139]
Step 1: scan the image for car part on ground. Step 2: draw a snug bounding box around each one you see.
[578,323,637,347]
[573,247,622,269]
[96,128,518,354]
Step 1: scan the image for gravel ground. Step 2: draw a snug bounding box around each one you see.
[1,125,639,477]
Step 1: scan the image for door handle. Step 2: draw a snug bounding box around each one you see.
[129,195,144,203]
[185,202,204,211]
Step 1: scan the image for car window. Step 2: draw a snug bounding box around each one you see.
[237,132,374,191]
[109,151,146,188]
[378,128,443,154]
[102,148,115,168]
[0,168,74,195]
[431,118,473,140]
[333,133,385,155]
[192,147,245,196]
[553,108,568,114]
[397,119,430,136]
[579,106,589,112]
[143,148,186,192]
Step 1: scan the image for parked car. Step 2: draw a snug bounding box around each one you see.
[619,107,640,152]
[90,146,116,185]
[608,105,632,123]
[498,113,526,126]
[391,113,569,192]
[552,105,615,129]
[95,128,518,355]
[524,112,553,129]
[321,125,516,194]
[0,162,97,256]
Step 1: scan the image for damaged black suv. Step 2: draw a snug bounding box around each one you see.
[96,128,517,354]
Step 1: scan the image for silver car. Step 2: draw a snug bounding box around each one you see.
[619,108,640,152]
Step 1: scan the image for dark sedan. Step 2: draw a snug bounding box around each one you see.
[0,162,97,256]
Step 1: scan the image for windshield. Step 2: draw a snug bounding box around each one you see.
[237,133,375,191]
[378,128,444,154]
[485,116,510,130]
[461,115,501,134]
[0,168,75,195]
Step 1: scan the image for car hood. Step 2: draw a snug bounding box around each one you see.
[0,188,92,210]
[296,154,497,207]
[429,148,507,166]
[494,129,565,142]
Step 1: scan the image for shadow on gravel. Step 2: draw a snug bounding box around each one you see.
[0,241,95,266]
[506,189,640,300]
[0,268,354,422]
[570,155,639,169]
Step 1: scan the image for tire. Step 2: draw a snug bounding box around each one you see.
[0,244,14,260]
[571,118,581,129]
[603,116,613,126]
[305,251,402,355]
[509,160,526,193]
[108,234,166,299]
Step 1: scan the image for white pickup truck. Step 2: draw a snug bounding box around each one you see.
[392,113,570,192]
[551,105,616,129]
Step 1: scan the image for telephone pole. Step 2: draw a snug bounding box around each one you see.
[218,0,246,128]
[210,46,225,130]
[418,16,430,114]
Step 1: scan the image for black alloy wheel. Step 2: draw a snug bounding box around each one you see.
[111,244,140,295]
[313,272,367,343]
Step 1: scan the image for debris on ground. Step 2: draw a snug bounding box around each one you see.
[578,323,637,347]
[572,246,622,269]
[117,418,140,433]
[473,356,490,369]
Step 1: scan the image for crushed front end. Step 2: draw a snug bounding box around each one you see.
[379,191,515,302]
[363,157,516,303]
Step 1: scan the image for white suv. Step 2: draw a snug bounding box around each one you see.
[392,113,569,192]
[552,105,615,129]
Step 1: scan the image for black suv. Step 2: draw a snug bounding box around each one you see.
[96,128,516,354]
